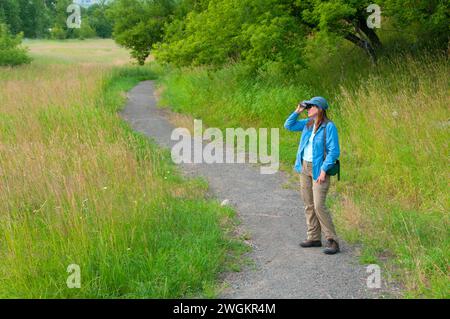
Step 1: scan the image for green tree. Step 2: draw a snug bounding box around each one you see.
[18,0,51,38]
[381,0,449,47]
[0,23,31,66]
[0,0,22,34]
[87,3,113,38]
[154,0,307,70]
[108,0,175,65]
[293,0,383,62]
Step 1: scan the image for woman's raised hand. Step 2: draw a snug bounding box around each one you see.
[295,103,305,114]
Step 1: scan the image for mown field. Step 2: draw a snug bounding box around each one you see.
[0,40,244,298]
[156,46,449,298]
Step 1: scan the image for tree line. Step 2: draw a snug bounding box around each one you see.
[109,0,448,67]
[0,0,448,68]
[0,0,113,39]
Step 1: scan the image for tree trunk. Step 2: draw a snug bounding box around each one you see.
[358,17,382,50]
[344,33,378,64]
[344,16,383,64]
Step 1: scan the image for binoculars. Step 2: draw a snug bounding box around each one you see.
[299,102,313,109]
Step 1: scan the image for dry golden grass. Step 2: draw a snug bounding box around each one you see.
[337,195,364,230]
[166,111,196,134]
[24,39,132,65]
[0,61,159,226]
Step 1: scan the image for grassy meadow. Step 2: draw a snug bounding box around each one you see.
[0,40,244,298]
[156,47,449,298]
[24,39,132,65]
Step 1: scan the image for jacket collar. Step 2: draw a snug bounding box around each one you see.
[307,120,328,132]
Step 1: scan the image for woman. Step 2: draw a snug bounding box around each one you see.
[284,96,341,255]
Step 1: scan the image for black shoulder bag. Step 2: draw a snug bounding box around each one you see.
[323,121,340,181]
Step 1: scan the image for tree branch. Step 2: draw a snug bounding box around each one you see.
[357,16,382,50]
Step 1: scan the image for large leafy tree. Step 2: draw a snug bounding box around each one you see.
[108,0,175,65]
[154,0,307,70]
[293,0,383,63]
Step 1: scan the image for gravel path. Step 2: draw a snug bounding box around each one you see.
[120,81,383,299]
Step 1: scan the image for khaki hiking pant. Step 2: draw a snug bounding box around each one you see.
[300,160,338,242]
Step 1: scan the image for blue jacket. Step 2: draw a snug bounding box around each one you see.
[284,112,340,181]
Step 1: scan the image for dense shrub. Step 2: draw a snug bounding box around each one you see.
[50,25,67,40]
[0,23,31,66]
[75,21,97,40]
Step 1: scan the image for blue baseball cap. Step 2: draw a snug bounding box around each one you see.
[303,96,329,110]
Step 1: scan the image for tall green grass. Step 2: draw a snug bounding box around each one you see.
[0,57,244,297]
[156,49,449,298]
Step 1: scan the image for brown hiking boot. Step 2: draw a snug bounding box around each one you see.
[323,239,340,254]
[299,240,322,248]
